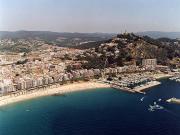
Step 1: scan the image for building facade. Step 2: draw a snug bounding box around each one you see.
[142,59,157,70]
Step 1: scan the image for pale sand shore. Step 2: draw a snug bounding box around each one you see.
[0,82,110,107]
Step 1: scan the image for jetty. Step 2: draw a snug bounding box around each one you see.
[133,81,161,93]
[166,98,180,104]
[111,81,160,94]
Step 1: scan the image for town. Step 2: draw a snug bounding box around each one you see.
[0,33,179,97]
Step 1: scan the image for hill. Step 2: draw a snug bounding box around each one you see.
[136,31,180,39]
[76,33,180,68]
[0,31,115,47]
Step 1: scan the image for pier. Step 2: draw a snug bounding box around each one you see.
[133,81,161,93]
[111,81,160,94]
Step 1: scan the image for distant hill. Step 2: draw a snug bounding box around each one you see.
[0,31,115,47]
[136,31,180,39]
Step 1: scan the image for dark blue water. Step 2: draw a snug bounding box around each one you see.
[0,79,180,135]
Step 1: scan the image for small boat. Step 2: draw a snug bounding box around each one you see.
[140,97,145,102]
[148,105,155,112]
[158,98,162,102]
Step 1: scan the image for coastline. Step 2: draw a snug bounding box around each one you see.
[0,81,110,107]
[0,73,173,107]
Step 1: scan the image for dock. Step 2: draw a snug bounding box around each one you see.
[133,81,161,93]
[167,98,180,104]
[111,81,160,94]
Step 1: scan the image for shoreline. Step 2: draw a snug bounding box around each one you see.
[0,81,110,107]
[0,73,172,107]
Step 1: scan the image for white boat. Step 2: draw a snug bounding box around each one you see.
[140,97,145,102]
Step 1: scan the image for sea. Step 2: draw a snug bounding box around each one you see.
[0,79,180,135]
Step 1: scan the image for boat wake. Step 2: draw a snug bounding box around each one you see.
[140,97,145,102]
[147,99,180,119]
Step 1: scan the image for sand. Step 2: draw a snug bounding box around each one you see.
[0,81,110,107]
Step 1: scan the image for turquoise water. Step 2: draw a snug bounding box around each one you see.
[0,79,180,135]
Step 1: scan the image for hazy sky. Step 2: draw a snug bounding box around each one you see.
[0,0,180,33]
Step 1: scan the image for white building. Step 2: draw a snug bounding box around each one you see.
[142,59,157,70]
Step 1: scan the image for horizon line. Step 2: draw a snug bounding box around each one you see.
[0,30,180,34]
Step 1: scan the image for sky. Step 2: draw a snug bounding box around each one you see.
[0,0,180,33]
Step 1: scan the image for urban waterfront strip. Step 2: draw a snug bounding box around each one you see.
[0,75,169,107]
[0,82,110,107]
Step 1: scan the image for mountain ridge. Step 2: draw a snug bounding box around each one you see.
[136,31,180,39]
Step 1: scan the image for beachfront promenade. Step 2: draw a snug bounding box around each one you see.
[0,79,162,107]
[0,72,174,107]
[0,82,110,107]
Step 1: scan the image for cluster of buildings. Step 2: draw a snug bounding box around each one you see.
[0,53,22,65]
[0,42,165,96]
[114,73,154,88]
[0,55,157,96]
[0,46,93,95]
[0,35,177,96]
[0,68,102,95]
[0,38,46,50]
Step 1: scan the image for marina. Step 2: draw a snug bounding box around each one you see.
[101,73,161,94]
[111,81,160,94]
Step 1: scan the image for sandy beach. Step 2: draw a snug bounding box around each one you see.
[0,81,110,107]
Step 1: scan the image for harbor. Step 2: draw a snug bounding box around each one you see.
[101,73,161,94]
[133,81,161,92]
